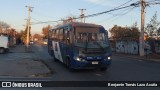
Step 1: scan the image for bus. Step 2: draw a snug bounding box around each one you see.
[48,22,112,71]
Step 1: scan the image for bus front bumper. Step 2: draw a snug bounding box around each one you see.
[71,59,112,69]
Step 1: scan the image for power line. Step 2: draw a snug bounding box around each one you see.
[83,4,136,18]
[87,0,133,14]
[147,2,160,5]
[110,7,136,23]
[98,7,136,25]
[31,17,42,22]
[88,0,135,18]
[31,20,61,25]
[12,0,160,30]
[106,6,136,16]
[146,0,160,2]
[113,0,134,9]
[31,2,139,25]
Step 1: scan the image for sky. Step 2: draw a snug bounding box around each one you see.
[0,0,160,35]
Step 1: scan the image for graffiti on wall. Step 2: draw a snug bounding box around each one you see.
[115,41,151,55]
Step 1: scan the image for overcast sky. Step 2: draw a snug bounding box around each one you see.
[0,0,160,35]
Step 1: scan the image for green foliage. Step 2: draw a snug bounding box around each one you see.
[20,30,27,42]
[19,26,28,43]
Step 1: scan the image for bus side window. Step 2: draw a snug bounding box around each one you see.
[66,31,70,45]
[52,30,55,40]
[77,33,82,43]
[63,29,65,41]
[59,28,64,42]
[56,29,60,41]
[64,30,67,44]
[54,30,57,40]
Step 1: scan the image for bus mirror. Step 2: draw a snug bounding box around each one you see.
[66,37,70,45]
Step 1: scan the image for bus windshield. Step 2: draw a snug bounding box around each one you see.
[75,27,109,49]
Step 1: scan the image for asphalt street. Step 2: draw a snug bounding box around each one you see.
[0,43,160,90]
[32,43,160,81]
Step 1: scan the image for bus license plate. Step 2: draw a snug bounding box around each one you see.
[92,61,98,64]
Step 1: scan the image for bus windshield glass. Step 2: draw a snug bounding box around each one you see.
[75,27,109,49]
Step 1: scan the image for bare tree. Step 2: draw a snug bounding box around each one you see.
[145,12,160,39]
[42,25,51,39]
[0,21,10,33]
[110,25,139,40]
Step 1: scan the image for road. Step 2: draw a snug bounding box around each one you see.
[32,43,160,81]
[0,43,160,90]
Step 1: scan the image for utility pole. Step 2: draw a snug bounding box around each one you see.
[139,0,145,56]
[26,6,33,48]
[79,9,86,23]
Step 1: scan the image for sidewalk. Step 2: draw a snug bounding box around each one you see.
[9,45,24,53]
[0,45,52,77]
[9,45,32,53]
[113,52,160,63]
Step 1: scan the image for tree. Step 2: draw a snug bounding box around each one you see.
[145,12,160,39]
[158,27,160,39]
[19,30,27,44]
[109,25,139,40]
[33,33,42,41]
[42,25,51,39]
[0,21,10,33]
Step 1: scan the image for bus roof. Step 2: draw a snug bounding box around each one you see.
[52,22,103,30]
[71,22,102,28]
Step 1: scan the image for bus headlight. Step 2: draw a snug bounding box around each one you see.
[74,57,81,61]
[74,57,86,62]
[108,57,111,60]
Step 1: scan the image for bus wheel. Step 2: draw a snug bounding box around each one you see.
[53,57,58,62]
[66,57,69,67]
[0,48,5,54]
[66,58,75,72]
[100,67,107,71]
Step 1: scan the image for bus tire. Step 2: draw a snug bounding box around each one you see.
[0,48,5,54]
[66,57,75,72]
[66,57,69,67]
[53,57,58,62]
[100,67,107,71]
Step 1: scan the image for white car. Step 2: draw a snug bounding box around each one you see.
[43,39,48,45]
[43,41,48,45]
[0,35,9,54]
[29,41,34,45]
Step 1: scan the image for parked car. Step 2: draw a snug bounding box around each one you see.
[29,41,34,45]
[43,39,48,45]
[0,35,9,54]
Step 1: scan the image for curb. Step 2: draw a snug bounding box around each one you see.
[113,53,160,63]
[33,59,55,77]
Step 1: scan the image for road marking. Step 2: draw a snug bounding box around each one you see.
[138,60,143,62]
[95,74,103,76]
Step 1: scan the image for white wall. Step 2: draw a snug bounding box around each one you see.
[116,41,151,55]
